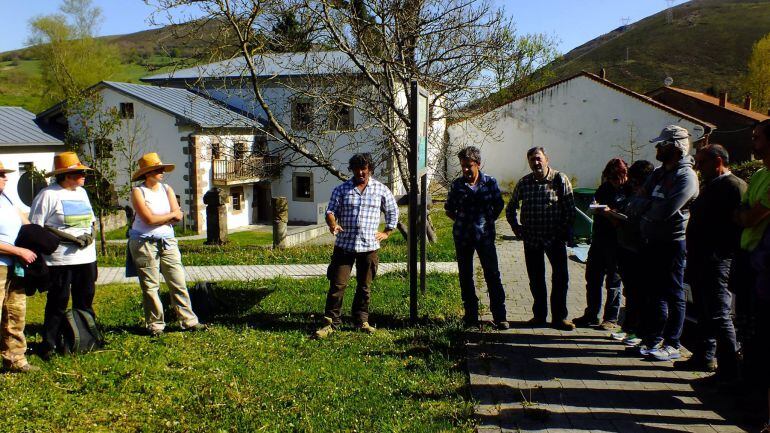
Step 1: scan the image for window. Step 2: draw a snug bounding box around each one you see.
[231,186,244,211]
[119,102,134,119]
[95,138,114,158]
[329,103,353,131]
[252,135,268,155]
[292,172,313,202]
[16,162,46,207]
[211,140,222,159]
[234,142,248,160]
[291,101,313,131]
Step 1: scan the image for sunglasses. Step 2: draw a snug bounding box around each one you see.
[69,171,87,177]
[0,174,6,179]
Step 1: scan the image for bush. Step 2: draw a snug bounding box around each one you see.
[731,159,764,183]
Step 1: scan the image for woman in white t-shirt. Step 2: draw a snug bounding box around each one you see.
[29,152,97,360]
[0,160,39,372]
[128,153,204,337]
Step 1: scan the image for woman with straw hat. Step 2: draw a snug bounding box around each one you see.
[29,152,97,359]
[0,160,39,372]
[128,152,204,337]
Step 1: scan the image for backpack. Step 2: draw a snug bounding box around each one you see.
[57,309,104,354]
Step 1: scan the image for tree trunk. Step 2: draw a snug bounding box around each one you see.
[98,208,106,256]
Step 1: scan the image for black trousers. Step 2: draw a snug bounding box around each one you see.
[455,237,507,323]
[523,240,569,322]
[43,261,97,350]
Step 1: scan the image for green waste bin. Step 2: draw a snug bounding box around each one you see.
[572,187,596,243]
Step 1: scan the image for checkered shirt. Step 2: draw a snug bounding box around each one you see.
[326,178,399,253]
[444,172,504,246]
[506,168,576,245]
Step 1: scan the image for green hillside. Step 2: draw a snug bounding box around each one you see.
[549,0,770,103]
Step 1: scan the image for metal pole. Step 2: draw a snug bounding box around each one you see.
[409,81,419,323]
[419,173,427,294]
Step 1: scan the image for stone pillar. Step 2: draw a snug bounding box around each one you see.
[272,196,288,249]
[203,188,228,245]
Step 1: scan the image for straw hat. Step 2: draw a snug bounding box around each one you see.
[132,152,175,182]
[45,152,92,177]
[0,161,16,174]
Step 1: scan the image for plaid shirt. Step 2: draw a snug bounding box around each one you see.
[326,178,399,253]
[506,168,576,245]
[444,172,504,246]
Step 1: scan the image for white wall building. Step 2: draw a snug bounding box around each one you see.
[0,107,65,212]
[143,51,445,224]
[37,82,265,233]
[447,72,713,189]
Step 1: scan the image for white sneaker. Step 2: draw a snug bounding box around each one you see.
[648,345,681,361]
[610,331,627,340]
[639,342,661,356]
[623,336,642,347]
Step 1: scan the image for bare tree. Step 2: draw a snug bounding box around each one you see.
[147,0,554,194]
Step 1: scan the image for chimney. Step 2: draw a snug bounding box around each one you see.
[719,91,728,108]
[744,94,753,111]
[599,68,606,79]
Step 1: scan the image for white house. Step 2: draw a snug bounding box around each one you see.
[36,82,266,233]
[447,72,714,189]
[142,51,446,224]
[0,107,65,212]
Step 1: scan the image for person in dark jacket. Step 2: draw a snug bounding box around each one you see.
[445,146,508,329]
[574,158,628,330]
[638,125,699,361]
[674,144,746,377]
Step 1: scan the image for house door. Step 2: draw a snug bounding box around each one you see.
[252,182,272,223]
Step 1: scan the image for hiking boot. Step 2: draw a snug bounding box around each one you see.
[357,322,376,334]
[495,320,510,331]
[599,320,620,331]
[674,357,717,372]
[572,315,600,328]
[185,323,208,332]
[648,345,681,361]
[313,317,336,339]
[5,363,39,374]
[149,328,164,337]
[551,320,576,331]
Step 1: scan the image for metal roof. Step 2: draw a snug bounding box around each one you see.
[100,81,259,128]
[0,107,64,146]
[142,51,357,82]
[648,86,770,122]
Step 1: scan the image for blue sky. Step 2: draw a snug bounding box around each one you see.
[1,0,687,54]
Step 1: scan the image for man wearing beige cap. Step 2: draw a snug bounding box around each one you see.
[634,125,699,361]
[29,152,97,359]
[0,161,39,372]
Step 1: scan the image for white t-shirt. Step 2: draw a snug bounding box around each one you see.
[29,184,96,266]
[0,193,22,267]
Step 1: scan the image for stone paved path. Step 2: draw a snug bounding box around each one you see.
[468,220,752,433]
[96,262,458,285]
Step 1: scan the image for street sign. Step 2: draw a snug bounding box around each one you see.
[408,81,430,323]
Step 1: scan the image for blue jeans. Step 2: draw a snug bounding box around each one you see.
[689,253,739,370]
[523,240,569,322]
[455,237,507,323]
[643,240,686,348]
[583,241,622,323]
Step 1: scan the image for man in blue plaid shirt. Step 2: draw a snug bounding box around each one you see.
[445,146,509,330]
[314,153,399,339]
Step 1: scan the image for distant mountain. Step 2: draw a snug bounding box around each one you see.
[547,0,770,104]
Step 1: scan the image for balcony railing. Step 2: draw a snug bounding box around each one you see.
[212,155,281,185]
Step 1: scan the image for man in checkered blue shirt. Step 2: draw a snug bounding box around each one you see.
[314,153,398,339]
[445,146,509,330]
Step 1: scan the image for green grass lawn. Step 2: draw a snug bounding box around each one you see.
[4,273,474,432]
[96,210,458,267]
